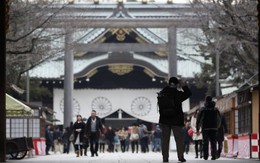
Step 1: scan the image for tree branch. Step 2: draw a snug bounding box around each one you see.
[6,38,36,54]
[6,4,66,43]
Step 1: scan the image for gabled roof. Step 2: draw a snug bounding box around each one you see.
[29,2,205,79]
[29,52,201,79]
[29,54,109,79]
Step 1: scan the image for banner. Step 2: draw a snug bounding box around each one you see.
[53,88,190,124]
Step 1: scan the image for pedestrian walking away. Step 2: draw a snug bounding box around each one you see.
[196,96,221,160]
[216,113,228,159]
[190,109,203,159]
[158,77,192,163]
[182,122,192,155]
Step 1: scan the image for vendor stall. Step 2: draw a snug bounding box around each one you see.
[6,94,33,138]
[6,94,56,156]
[5,94,34,159]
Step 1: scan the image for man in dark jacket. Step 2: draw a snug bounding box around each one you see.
[216,114,228,159]
[86,110,104,157]
[62,127,70,154]
[196,96,221,160]
[45,125,53,155]
[159,77,192,163]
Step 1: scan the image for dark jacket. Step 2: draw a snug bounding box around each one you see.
[217,115,228,141]
[105,129,115,142]
[182,127,192,143]
[73,121,86,143]
[53,129,62,141]
[153,128,162,139]
[159,85,192,126]
[86,116,104,136]
[45,128,53,145]
[196,101,221,131]
[62,129,70,144]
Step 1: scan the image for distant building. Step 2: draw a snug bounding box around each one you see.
[29,2,208,127]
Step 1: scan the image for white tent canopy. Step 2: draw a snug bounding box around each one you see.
[6,94,33,115]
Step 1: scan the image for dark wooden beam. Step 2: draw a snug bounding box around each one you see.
[0,0,6,162]
[47,17,204,28]
[74,43,168,52]
[46,3,202,13]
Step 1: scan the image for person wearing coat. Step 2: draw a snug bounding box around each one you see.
[45,125,53,155]
[105,126,116,152]
[53,126,63,154]
[159,77,192,163]
[182,122,192,155]
[118,126,129,153]
[73,115,86,157]
[62,127,70,154]
[216,113,228,159]
[152,125,162,152]
[130,122,139,153]
[190,109,203,158]
[196,96,221,160]
[85,110,104,157]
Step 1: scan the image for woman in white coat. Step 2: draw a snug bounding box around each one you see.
[190,109,203,158]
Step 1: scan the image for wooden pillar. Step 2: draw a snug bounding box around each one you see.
[230,110,235,135]
[168,26,177,78]
[0,1,6,162]
[64,29,74,128]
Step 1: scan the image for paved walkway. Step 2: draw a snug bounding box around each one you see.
[5,151,259,163]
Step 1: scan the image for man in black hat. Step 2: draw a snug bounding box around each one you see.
[158,77,192,162]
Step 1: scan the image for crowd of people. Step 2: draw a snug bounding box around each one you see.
[45,111,163,157]
[180,96,228,161]
[45,76,228,163]
[157,77,228,162]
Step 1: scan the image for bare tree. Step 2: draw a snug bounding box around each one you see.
[189,0,258,95]
[6,0,68,86]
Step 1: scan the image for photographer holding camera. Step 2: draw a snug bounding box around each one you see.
[159,77,192,163]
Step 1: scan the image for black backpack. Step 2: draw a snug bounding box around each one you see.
[198,107,221,129]
[157,90,176,117]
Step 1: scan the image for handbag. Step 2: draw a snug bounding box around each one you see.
[69,133,74,142]
[187,128,193,137]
